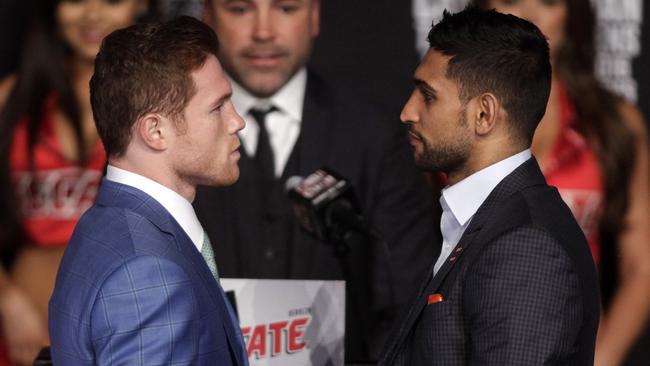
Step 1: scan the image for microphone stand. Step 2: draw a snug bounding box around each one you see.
[329,216,396,363]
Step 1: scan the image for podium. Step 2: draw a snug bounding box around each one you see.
[222,279,345,366]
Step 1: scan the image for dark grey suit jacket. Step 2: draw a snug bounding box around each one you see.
[193,71,437,361]
[379,158,600,365]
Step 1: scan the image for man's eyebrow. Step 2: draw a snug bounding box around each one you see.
[414,78,436,95]
[211,92,233,109]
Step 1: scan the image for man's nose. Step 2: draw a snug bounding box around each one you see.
[252,9,274,42]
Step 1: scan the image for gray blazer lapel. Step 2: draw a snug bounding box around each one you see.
[380,157,547,365]
[429,158,546,290]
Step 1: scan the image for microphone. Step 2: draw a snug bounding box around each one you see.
[287,168,397,343]
[286,167,364,244]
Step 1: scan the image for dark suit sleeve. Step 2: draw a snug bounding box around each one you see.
[369,123,437,310]
[464,226,583,365]
[90,256,201,365]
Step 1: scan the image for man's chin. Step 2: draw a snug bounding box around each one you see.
[413,153,428,169]
[215,171,240,187]
[222,172,240,186]
[414,155,443,172]
[239,73,290,98]
[195,169,240,188]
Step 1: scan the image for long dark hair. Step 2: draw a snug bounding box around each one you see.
[473,0,636,307]
[0,0,158,266]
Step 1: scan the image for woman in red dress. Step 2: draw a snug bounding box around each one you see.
[0,1,155,364]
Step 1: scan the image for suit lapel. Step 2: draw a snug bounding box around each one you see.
[297,72,336,175]
[383,212,483,364]
[97,179,247,365]
[381,157,547,365]
[173,223,248,365]
[161,221,248,366]
[428,157,547,292]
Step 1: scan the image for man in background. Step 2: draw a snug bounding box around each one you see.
[198,0,437,361]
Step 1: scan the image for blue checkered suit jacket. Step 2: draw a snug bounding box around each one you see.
[379,158,600,365]
[49,179,248,365]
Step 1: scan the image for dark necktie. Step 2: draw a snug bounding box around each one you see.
[250,107,276,181]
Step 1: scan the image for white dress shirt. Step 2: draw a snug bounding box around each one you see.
[105,165,205,251]
[232,68,306,178]
[433,149,532,275]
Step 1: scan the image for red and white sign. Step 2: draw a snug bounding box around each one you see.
[221,279,345,366]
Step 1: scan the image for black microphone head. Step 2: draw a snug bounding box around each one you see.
[286,167,362,243]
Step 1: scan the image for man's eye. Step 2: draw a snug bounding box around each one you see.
[541,0,562,6]
[226,4,250,14]
[278,5,299,13]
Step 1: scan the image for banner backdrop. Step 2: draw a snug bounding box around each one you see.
[412,0,646,105]
[594,0,643,103]
[221,279,345,366]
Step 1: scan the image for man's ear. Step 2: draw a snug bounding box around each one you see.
[136,113,168,151]
[473,92,499,136]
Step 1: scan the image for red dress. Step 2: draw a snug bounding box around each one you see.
[9,96,106,247]
[0,96,106,365]
[542,85,603,264]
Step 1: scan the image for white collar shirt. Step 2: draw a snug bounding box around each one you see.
[232,68,306,178]
[433,149,532,275]
[105,165,205,251]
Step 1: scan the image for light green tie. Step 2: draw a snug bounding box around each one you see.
[200,231,219,281]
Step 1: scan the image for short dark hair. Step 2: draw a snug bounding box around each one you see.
[428,7,551,143]
[90,16,219,158]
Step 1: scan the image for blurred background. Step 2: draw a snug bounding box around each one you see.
[0,0,648,365]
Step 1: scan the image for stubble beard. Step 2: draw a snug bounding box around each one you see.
[415,138,470,173]
[412,113,471,174]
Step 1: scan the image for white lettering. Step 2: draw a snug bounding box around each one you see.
[593,0,643,101]
[14,167,102,219]
[594,0,642,22]
[596,22,641,54]
[596,56,633,76]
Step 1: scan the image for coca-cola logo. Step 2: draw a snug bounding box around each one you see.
[14,167,102,219]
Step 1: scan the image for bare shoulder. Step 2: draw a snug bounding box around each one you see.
[0,75,17,108]
[618,99,648,137]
